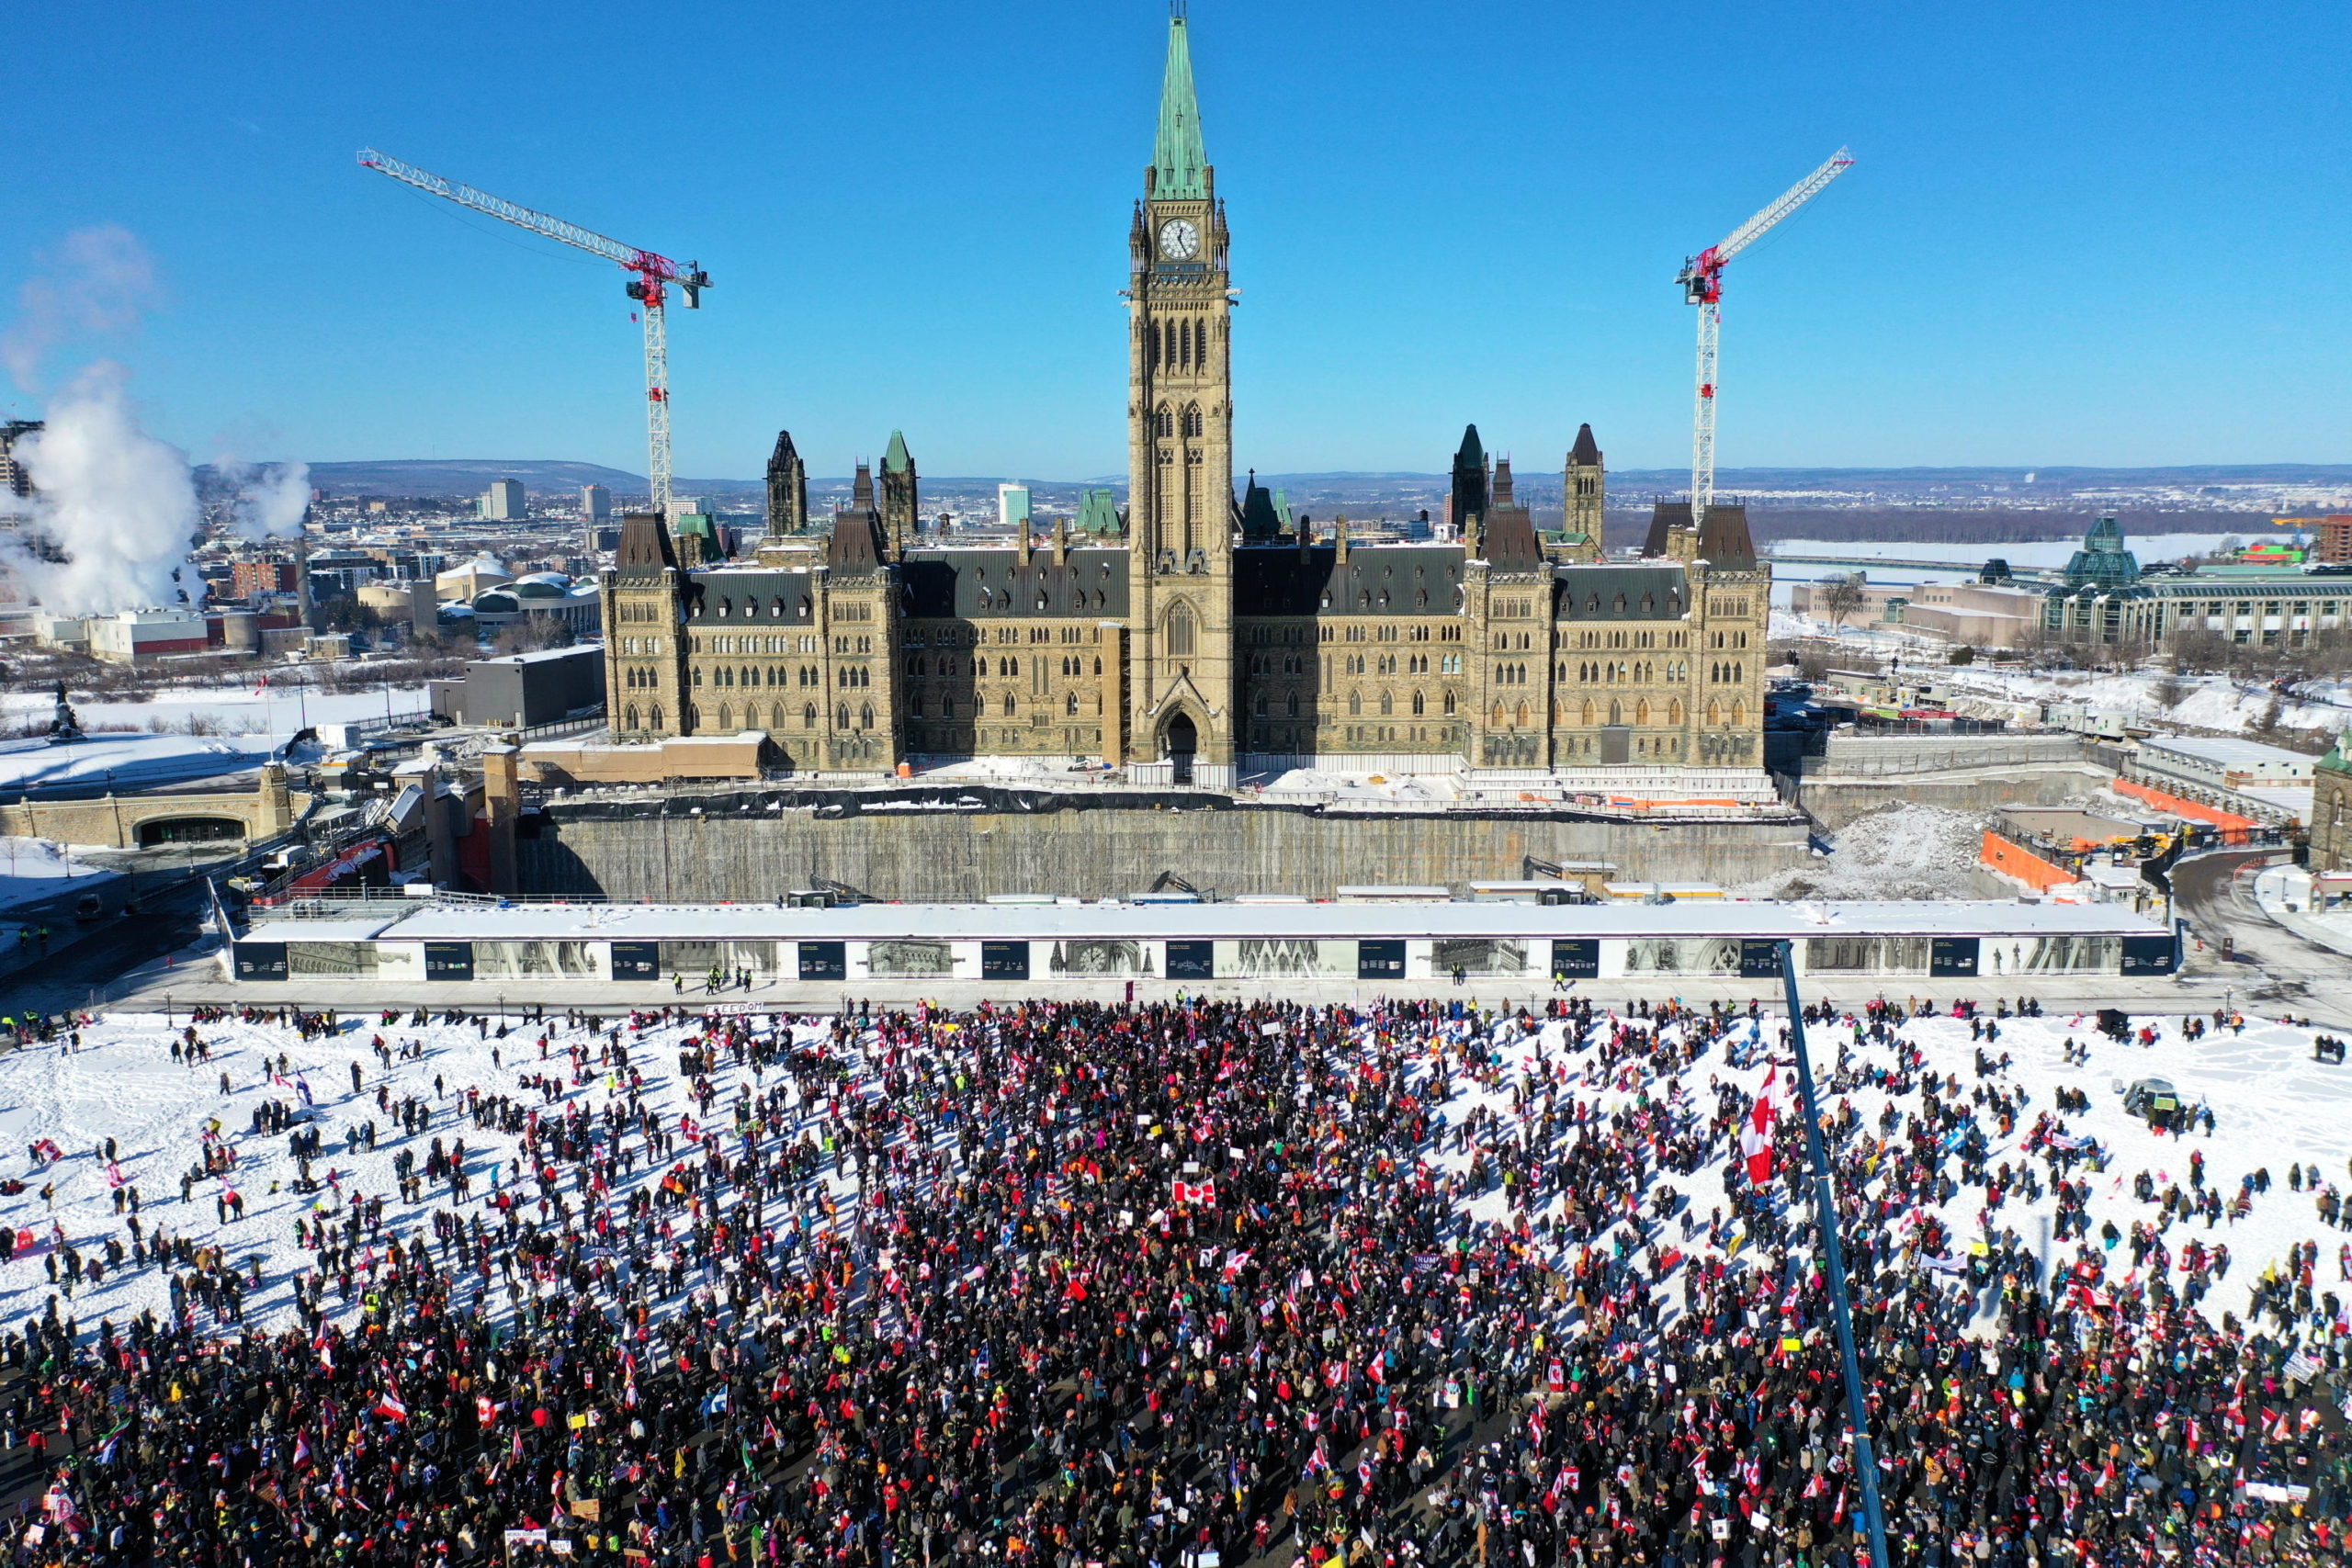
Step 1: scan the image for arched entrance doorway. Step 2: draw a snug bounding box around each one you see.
[137,817,245,848]
[1162,712,1198,785]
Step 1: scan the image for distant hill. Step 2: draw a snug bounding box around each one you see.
[300,461,2352,532]
[304,459,653,498]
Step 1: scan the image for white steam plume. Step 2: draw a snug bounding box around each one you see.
[3,226,162,391]
[214,455,312,539]
[0,362,201,615]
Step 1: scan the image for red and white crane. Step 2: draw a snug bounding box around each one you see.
[1678,147,1851,529]
[357,148,709,514]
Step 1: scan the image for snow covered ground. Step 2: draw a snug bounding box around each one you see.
[1770,625,2352,740]
[0,682,428,741]
[5,1000,2347,1343]
[1933,665,2347,736]
[1259,768,1466,802]
[0,837,118,914]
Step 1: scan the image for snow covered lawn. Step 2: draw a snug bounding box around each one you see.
[1,682,428,742]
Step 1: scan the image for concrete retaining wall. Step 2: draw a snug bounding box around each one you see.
[1806,732,2092,776]
[1795,762,2113,829]
[518,803,1813,902]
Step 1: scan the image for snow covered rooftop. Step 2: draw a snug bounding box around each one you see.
[0,734,275,794]
[249,897,2171,946]
[2139,734,2316,769]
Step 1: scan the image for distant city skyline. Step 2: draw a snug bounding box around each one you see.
[5,0,2345,479]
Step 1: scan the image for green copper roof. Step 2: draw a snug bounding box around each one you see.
[882,430,912,475]
[1076,488,1123,535]
[1153,17,1206,199]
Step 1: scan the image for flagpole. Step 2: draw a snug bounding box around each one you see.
[1773,940,1891,1568]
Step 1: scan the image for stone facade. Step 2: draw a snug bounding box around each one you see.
[2315,734,2352,873]
[0,764,302,849]
[596,14,1770,786]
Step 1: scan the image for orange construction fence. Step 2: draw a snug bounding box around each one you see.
[2110,777,2261,844]
[1981,830,2081,893]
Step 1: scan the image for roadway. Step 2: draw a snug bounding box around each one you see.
[2170,846,2352,1021]
[1,847,254,1015]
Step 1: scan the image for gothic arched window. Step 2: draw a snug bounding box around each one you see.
[1166,601,1196,659]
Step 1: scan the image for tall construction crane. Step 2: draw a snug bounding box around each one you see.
[1678,147,1851,530]
[357,149,709,514]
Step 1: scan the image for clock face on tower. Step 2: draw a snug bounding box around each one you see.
[1157,218,1201,261]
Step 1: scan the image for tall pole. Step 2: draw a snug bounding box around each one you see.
[1773,939,1891,1568]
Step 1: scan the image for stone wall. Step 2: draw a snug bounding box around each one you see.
[0,768,303,849]
[517,797,1811,902]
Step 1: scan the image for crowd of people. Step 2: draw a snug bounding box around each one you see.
[0,992,2346,1568]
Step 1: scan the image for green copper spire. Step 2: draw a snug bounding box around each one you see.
[881,429,912,475]
[1153,12,1206,199]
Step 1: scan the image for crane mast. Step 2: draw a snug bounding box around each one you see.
[1677,147,1851,530]
[357,149,708,514]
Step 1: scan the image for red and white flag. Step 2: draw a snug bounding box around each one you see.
[1740,1071,1778,1184]
[376,1392,408,1423]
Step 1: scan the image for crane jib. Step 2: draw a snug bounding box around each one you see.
[356,144,707,513]
[1680,146,1851,528]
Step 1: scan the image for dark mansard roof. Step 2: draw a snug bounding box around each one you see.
[1553,564,1688,622]
[898,548,1132,619]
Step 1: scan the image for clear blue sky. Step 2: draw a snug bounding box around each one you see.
[6,0,2346,482]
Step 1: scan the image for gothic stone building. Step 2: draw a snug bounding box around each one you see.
[600,14,1769,788]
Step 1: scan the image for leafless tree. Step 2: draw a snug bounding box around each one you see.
[1820,572,1869,629]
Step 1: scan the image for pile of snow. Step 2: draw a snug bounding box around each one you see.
[1741,803,1987,901]
[914,754,1105,782]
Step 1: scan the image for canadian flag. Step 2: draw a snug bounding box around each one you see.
[1740,1071,1779,1185]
